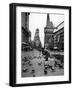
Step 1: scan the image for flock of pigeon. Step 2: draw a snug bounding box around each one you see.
[22,54,64,77]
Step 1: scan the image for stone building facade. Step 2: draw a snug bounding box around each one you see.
[21,12,31,44]
[33,28,42,50]
[53,21,64,51]
[44,14,64,51]
[44,14,56,50]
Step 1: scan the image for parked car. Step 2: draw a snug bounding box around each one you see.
[22,42,33,51]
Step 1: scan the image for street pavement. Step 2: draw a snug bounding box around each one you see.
[21,49,64,77]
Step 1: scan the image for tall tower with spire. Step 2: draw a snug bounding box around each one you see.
[44,14,56,50]
[34,28,42,49]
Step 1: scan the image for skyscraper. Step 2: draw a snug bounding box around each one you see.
[44,14,56,50]
[21,12,31,44]
[33,28,42,49]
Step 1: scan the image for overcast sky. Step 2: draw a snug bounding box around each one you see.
[29,13,64,47]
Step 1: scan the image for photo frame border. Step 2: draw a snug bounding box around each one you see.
[9,3,71,87]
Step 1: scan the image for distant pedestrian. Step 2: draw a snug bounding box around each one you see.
[44,70,47,75]
[42,48,50,60]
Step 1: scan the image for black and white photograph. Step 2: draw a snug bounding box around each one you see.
[10,3,71,87]
[21,12,64,77]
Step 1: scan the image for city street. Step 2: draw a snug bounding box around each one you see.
[21,49,64,77]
